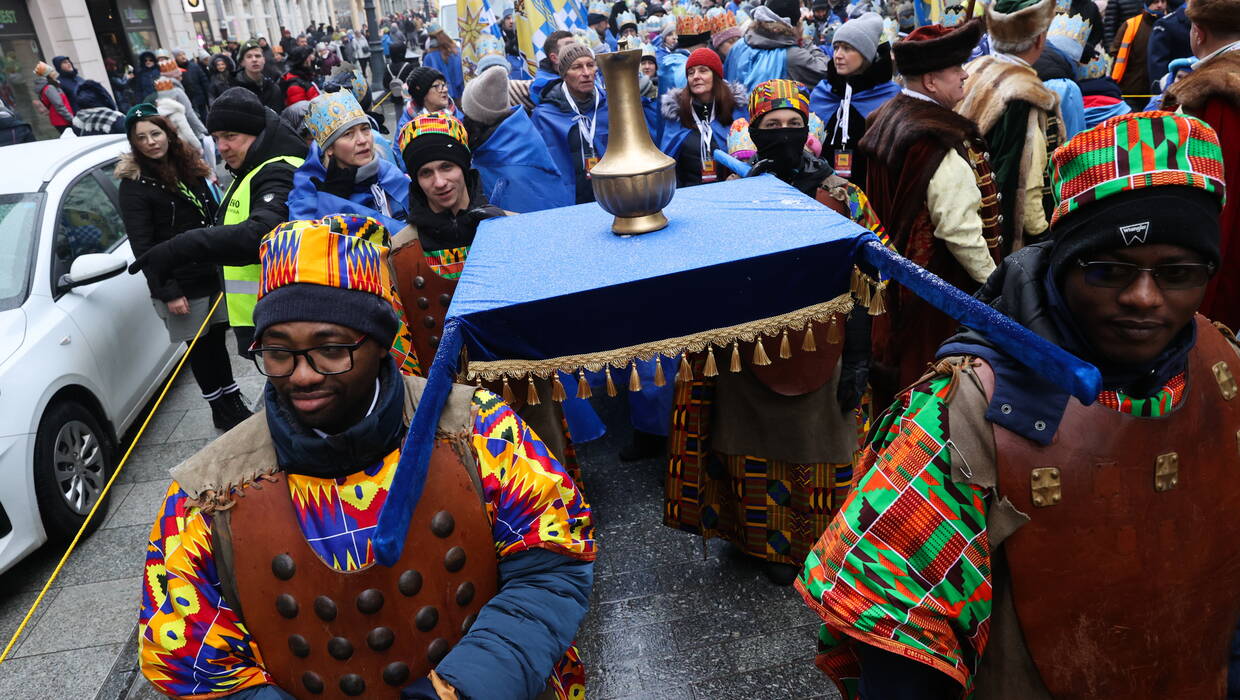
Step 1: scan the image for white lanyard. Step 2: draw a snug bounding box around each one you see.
[689,101,716,166]
[833,82,852,148]
[370,184,391,217]
[562,82,600,168]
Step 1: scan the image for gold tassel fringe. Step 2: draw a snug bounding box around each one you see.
[676,354,693,382]
[605,366,618,397]
[729,341,742,372]
[802,324,817,351]
[576,371,592,399]
[653,358,667,387]
[752,336,771,366]
[502,377,515,404]
[629,362,642,392]
[704,346,719,377]
[779,330,791,359]
[868,282,887,316]
[526,376,541,405]
[551,374,567,402]
[827,315,844,344]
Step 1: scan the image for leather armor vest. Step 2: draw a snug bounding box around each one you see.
[391,231,456,375]
[228,442,500,698]
[990,316,1240,697]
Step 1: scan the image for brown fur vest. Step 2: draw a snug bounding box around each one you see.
[1165,49,1240,115]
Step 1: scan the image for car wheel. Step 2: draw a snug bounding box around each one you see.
[33,401,114,542]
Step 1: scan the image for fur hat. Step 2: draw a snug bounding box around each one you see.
[892,19,983,76]
[462,65,512,125]
[1185,0,1240,34]
[557,42,595,75]
[985,0,1056,48]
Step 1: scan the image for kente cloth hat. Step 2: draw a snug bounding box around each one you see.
[305,90,369,151]
[986,0,1056,46]
[747,78,810,122]
[124,102,160,131]
[398,111,472,174]
[1050,111,1226,226]
[891,18,982,76]
[252,215,400,347]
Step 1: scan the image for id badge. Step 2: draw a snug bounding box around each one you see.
[701,157,718,183]
[585,156,600,177]
[832,149,853,179]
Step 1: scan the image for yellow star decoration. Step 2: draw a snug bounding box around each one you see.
[460,6,490,52]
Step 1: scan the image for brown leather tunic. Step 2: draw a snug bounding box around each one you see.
[990,316,1240,698]
[227,442,499,699]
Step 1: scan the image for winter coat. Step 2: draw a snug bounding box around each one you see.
[288,141,411,232]
[280,69,321,107]
[134,52,161,103]
[52,56,81,111]
[1103,0,1144,47]
[207,55,235,102]
[149,107,307,268]
[659,82,747,187]
[153,80,207,138]
[179,59,210,116]
[71,107,125,136]
[155,98,203,152]
[34,75,73,128]
[1110,10,1158,99]
[230,69,285,113]
[532,79,611,204]
[116,152,220,302]
[1147,6,1192,85]
[732,20,832,89]
[0,103,34,145]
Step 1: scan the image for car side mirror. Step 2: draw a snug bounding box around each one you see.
[58,253,126,292]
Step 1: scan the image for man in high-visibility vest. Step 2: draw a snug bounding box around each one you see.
[129,87,307,356]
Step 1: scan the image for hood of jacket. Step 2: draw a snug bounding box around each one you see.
[52,56,77,80]
[233,107,310,177]
[75,80,117,110]
[114,152,143,180]
[32,74,52,91]
[660,81,747,121]
[209,53,236,77]
[745,20,799,49]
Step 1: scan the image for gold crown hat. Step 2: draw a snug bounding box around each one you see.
[304,90,369,152]
[986,0,1057,46]
[1075,49,1113,80]
[1047,11,1091,62]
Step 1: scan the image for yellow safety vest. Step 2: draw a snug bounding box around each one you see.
[219,155,304,327]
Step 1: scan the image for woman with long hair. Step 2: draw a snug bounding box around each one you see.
[421,22,464,102]
[660,47,747,187]
[117,105,251,432]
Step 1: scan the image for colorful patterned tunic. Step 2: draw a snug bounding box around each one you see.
[796,368,1189,698]
[139,390,595,698]
[425,245,471,280]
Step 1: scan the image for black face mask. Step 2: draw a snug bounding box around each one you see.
[751,125,809,174]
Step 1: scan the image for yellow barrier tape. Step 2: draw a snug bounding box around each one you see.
[0,293,225,664]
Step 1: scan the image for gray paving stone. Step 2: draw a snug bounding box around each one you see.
[45,524,148,588]
[168,407,225,442]
[0,589,57,655]
[10,578,140,657]
[98,482,135,529]
[116,439,211,484]
[691,660,841,700]
[0,643,124,700]
[137,407,188,446]
[103,480,172,530]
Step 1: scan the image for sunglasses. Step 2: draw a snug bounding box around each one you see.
[1076,259,1214,290]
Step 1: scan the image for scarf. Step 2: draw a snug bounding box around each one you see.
[406,169,502,252]
[264,357,407,478]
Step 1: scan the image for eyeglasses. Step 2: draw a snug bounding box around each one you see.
[250,336,368,377]
[1076,260,1215,290]
[430,81,448,91]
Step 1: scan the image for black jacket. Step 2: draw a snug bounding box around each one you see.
[230,69,285,113]
[156,108,307,268]
[180,59,210,115]
[116,153,221,301]
[1147,6,1191,86]
[406,169,505,253]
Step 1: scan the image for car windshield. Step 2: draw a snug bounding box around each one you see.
[0,194,44,312]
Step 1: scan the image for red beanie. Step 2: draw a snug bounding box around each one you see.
[685,47,724,77]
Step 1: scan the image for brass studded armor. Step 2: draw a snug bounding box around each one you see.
[228,442,499,698]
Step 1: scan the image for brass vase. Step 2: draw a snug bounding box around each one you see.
[590,49,677,235]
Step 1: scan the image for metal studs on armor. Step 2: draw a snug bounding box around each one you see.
[415,605,440,632]
[439,293,451,307]
[302,671,325,694]
[461,612,478,634]
[398,569,423,596]
[430,510,455,538]
[456,581,475,606]
[383,661,411,687]
[414,275,426,289]
[271,553,295,580]
[288,634,310,658]
[314,595,338,621]
[423,315,436,328]
[327,636,354,660]
[275,593,299,619]
[427,638,451,665]
[1030,467,1061,507]
[339,673,366,696]
[367,626,395,652]
[1214,361,1237,400]
[416,296,430,309]
[429,335,440,348]
[356,588,384,614]
[444,546,467,572]
[1154,452,1179,492]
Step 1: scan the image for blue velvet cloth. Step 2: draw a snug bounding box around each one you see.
[287,142,411,234]
[474,106,572,212]
[422,51,465,102]
[724,40,789,91]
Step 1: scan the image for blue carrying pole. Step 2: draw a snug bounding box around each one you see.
[713,149,751,178]
[854,234,1102,403]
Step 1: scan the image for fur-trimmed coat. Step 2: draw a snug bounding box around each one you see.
[957,55,1064,252]
[1166,48,1240,329]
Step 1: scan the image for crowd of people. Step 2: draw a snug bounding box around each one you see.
[17,0,1237,696]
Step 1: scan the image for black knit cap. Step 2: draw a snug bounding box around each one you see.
[401,132,471,176]
[766,0,801,24]
[892,18,983,76]
[288,45,314,69]
[406,66,446,105]
[206,86,267,135]
[253,284,399,348]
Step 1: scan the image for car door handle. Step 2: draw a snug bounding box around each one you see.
[59,336,71,346]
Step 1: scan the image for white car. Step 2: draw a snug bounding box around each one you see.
[0,135,184,575]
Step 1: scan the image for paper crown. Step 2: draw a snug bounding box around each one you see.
[1048,12,1091,62]
[304,90,367,148]
[640,16,665,36]
[257,215,393,302]
[727,117,756,157]
[705,7,738,31]
[640,41,658,57]
[677,14,710,35]
[748,79,811,121]
[617,10,638,27]
[154,77,175,91]
[1050,111,1227,225]
[396,111,470,154]
[475,32,505,57]
[1075,49,1112,80]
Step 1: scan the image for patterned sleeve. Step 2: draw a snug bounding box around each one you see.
[796,376,994,699]
[469,389,597,561]
[139,482,272,698]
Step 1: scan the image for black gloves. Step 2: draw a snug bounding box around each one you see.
[128,236,182,278]
[836,309,872,413]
